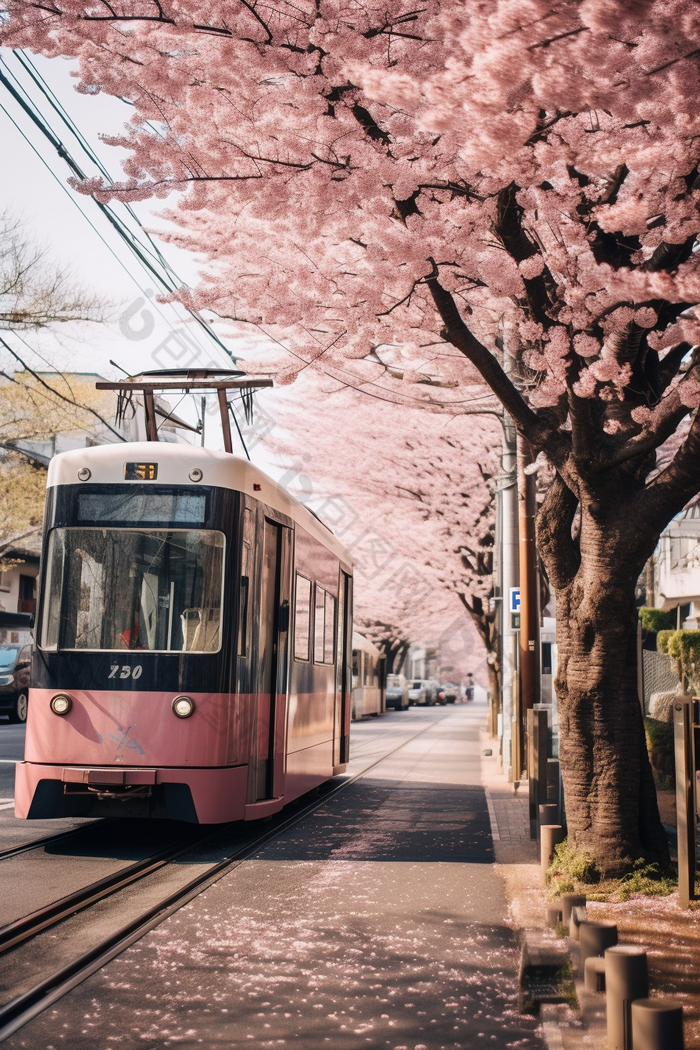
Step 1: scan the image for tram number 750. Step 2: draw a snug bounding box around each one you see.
[108,665,143,680]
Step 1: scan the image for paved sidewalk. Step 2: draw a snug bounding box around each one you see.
[7,703,545,1050]
[479,721,700,1050]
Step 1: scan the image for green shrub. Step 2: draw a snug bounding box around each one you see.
[644,717,675,790]
[639,607,675,632]
[547,838,676,902]
[548,839,600,896]
[657,629,700,694]
[618,858,675,900]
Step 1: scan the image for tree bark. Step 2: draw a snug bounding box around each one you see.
[538,480,669,873]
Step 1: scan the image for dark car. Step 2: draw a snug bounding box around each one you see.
[0,642,31,723]
[385,673,409,710]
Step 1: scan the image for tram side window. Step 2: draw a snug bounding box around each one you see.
[314,585,325,663]
[237,509,254,659]
[313,586,335,665]
[294,574,312,661]
[323,591,336,663]
[238,541,251,658]
[40,527,225,653]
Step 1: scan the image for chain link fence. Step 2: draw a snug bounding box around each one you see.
[642,649,680,714]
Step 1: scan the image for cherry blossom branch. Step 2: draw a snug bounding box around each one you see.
[642,406,700,528]
[424,262,560,449]
[605,358,700,468]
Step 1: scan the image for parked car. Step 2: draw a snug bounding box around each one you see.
[439,683,458,704]
[385,673,410,711]
[426,678,442,705]
[408,679,430,705]
[0,642,31,723]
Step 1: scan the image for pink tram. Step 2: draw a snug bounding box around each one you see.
[16,384,354,823]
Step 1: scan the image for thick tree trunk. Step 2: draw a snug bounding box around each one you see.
[539,482,669,874]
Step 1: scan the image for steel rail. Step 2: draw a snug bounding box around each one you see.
[0,826,213,955]
[0,822,112,864]
[0,714,442,1042]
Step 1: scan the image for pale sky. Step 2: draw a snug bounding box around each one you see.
[0,48,281,461]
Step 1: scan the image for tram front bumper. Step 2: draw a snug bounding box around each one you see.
[14,761,249,824]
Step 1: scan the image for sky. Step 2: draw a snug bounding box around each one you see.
[0,48,279,462]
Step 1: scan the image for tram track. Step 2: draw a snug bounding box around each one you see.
[0,821,111,864]
[0,712,443,1043]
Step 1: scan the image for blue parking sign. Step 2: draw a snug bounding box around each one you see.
[509,587,521,614]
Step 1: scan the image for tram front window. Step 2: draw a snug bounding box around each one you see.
[40,528,225,653]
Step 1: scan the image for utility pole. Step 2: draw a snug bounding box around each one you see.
[517,434,541,778]
[500,415,519,780]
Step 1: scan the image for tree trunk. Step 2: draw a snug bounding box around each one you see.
[485,658,501,738]
[539,481,669,874]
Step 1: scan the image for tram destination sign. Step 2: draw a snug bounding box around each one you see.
[125,462,158,481]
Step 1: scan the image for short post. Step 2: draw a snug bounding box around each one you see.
[560,893,586,927]
[528,706,549,838]
[569,904,587,942]
[540,824,564,881]
[579,920,617,967]
[546,758,561,807]
[605,945,649,1050]
[631,998,684,1050]
[545,902,562,929]
[673,697,697,909]
[538,803,558,845]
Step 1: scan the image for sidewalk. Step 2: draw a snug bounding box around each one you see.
[480,725,700,1050]
[6,703,546,1050]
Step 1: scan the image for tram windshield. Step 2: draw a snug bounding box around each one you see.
[40,528,225,653]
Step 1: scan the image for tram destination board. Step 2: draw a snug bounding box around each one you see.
[125,462,158,481]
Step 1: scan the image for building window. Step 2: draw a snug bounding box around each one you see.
[0,572,10,593]
[18,575,36,616]
[294,574,312,661]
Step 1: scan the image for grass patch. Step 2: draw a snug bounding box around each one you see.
[547,839,676,903]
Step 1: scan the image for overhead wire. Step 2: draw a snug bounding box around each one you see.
[0,56,254,458]
[0,54,234,367]
[0,97,204,348]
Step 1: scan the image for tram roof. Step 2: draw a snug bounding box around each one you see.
[46,442,353,569]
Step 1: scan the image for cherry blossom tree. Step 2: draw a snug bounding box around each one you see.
[268,375,500,697]
[6,0,700,868]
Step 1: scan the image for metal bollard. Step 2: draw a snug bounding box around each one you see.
[540,824,565,880]
[560,893,586,926]
[579,920,617,967]
[538,803,559,844]
[605,945,649,1050]
[545,902,562,929]
[631,998,684,1050]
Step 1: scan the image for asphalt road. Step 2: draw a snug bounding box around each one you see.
[5,702,545,1050]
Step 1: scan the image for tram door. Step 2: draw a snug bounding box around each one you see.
[334,571,353,768]
[253,519,292,802]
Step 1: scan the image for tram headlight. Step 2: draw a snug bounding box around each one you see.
[172,695,195,719]
[50,693,72,716]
